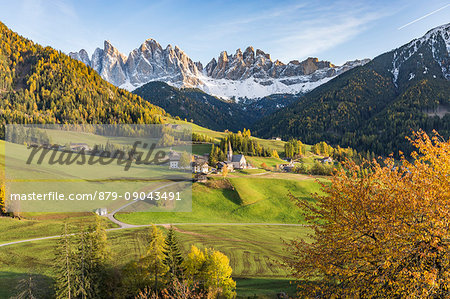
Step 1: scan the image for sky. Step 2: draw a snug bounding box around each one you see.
[0,0,448,65]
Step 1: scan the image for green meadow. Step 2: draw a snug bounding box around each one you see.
[0,126,327,298]
[0,224,309,298]
[115,176,323,225]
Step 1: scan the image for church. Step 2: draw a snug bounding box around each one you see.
[226,141,247,170]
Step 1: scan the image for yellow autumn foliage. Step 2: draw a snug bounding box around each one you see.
[287,130,450,297]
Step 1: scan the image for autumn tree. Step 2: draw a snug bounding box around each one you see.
[179,152,191,169]
[184,245,236,298]
[287,131,450,297]
[0,183,5,214]
[222,164,229,177]
[136,279,205,299]
[272,149,279,158]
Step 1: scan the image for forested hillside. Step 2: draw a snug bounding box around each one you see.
[133,81,299,132]
[0,21,166,138]
[254,24,450,156]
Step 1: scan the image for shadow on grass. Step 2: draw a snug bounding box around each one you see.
[0,271,54,298]
[235,277,297,298]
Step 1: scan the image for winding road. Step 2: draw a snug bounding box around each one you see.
[0,181,308,248]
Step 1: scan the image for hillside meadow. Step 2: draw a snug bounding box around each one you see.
[0,224,310,298]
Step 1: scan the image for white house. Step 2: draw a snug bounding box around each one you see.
[169,152,181,169]
[192,160,209,174]
[95,208,108,216]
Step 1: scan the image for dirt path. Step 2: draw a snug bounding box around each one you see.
[0,182,309,248]
[106,181,180,228]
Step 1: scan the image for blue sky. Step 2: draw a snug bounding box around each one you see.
[0,0,448,65]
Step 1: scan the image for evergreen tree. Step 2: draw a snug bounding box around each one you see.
[163,226,185,281]
[11,273,45,299]
[208,145,218,166]
[54,223,74,299]
[73,230,94,299]
[141,225,169,292]
[72,218,111,299]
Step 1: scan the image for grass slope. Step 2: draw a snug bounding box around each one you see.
[0,225,309,298]
[0,215,117,244]
[115,176,322,225]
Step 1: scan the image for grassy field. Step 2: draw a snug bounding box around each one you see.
[0,125,325,298]
[0,225,309,298]
[0,214,117,244]
[115,176,322,225]
[246,156,287,169]
[191,143,212,156]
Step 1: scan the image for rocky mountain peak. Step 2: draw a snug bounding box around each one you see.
[70,37,371,99]
[390,22,450,84]
[68,49,91,66]
[256,49,270,60]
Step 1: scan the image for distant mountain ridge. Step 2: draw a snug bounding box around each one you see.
[69,40,369,100]
[133,81,300,132]
[253,23,450,156]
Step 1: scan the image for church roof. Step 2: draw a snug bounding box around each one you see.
[231,154,245,162]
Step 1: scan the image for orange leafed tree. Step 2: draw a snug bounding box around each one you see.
[0,184,4,214]
[287,131,450,297]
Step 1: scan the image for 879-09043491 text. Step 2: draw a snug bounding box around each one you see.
[8,191,183,201]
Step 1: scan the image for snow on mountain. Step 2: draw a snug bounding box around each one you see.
[198,60,370,100]
[390,23,450,84]
[69,40,369,100]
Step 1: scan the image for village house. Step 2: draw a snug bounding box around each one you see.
[280,159,295,172]
[168,151,181,169]
[70,143,91,152]
[193,173,208,183]
[192,160,209,174]
[95,208,108,216]
[217,161,234,172]
[318,156,333,163]
[165,124,182,130]
[270,137,282,141]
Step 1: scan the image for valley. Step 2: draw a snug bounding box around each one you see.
[0,8,448,298]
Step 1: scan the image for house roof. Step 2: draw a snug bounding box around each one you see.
[231,154,245,163]
[168,152,181,161]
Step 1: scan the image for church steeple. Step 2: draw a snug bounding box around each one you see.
[227,140,233,162]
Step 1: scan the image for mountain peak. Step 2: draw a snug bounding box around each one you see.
[390,22,450,83]
[70,37,371,99]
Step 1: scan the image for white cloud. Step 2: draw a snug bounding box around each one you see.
[192,1,391,64]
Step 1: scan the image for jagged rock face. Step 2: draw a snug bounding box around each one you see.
[204,48,336,80]
[69,40,369,99]
[69,39,201,89]
[68,49,90,66]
